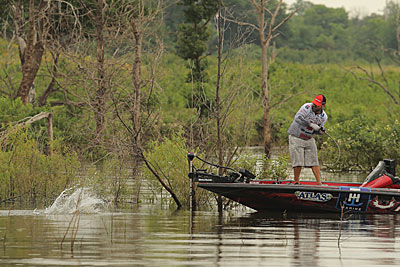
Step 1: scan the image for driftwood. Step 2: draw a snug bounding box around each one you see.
[1,111,54,154]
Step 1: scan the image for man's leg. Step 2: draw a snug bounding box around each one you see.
[293,166,302,183]
[311,166,322,185]
[289,135,304,184]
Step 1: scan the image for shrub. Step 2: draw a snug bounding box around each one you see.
[259,153,290,180]
[0,126,80,205]
[320,114,400,172]
[142,131,216,209]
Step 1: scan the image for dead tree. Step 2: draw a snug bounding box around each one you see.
[12,0,51,104]
[223,0,297,156]
[210,5,261,211]
[77,0,107,137]
[251,0,297,156]
[111,0,186,208]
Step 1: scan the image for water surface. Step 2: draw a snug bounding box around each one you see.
[1,204,399,266]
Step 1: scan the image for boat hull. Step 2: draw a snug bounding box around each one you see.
[198,182,400,214]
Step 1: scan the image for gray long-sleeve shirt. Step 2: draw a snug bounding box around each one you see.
[288,103,328,140]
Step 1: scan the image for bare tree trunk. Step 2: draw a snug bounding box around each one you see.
[216,7,223,213]
[77,0,107,137]
[258,0,272,157]
[95,0,106,136]
[261,42,272,157]
[248,0,297,156]
[15,0,48,104]
[128,5,145,198]
[47,113,53,155]
[141,149,182,209]
[131,21,142,155]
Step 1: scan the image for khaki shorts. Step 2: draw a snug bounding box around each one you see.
[289,135,319,167]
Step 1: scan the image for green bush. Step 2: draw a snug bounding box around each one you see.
[320,115,400,172]
[0,126,80,205]
[142,131,212,209]
[259,153,290,180]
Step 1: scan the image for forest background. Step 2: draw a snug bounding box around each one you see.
[1,0,400,209]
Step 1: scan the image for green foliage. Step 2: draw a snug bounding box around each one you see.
[0,98,37,124]
[177,24,210,62]
[1,0,400,203]
[228,151,290,181]
[259,153,290,180]
[230,153,258,176]
[0,126,80,205]
[287,4,350,51]
[142,131,212,209]
[320,115,400,172]
[176,0,219,117]
[176,0,217,80]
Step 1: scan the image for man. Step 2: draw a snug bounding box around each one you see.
[288,94,328,185]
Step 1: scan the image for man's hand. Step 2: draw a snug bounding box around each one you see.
[310,123,320,131]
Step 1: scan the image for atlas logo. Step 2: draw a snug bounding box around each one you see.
[295,191,332,202]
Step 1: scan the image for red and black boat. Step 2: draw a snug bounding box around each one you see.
[188,153,400,214]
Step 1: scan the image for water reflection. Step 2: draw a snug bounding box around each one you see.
[0,206,400,266]
[207,211,400,266]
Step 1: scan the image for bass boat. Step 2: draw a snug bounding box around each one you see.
[188,153,400,214]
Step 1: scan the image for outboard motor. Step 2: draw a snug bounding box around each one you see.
[361,159,399,188]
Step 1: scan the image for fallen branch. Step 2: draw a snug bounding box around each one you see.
[0,112,54,154]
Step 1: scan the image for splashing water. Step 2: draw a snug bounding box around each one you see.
[40,187,109,215]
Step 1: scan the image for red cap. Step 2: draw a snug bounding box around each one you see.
[312,94,326,106]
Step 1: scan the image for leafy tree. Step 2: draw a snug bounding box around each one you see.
[349,15,386,61]
[287,4,350,51]
[383,1,400,54]
[176,0,219,117]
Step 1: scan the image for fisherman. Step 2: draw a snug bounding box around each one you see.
[288,94,328,185]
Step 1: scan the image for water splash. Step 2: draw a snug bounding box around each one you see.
[40,187,109,215]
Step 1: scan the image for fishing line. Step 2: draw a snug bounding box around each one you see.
[324,131,341,167]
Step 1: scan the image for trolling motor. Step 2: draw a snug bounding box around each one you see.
[187,152,256,183]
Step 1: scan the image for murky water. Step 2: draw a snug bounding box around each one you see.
[0,152,389,267]
[1,201,400,266]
